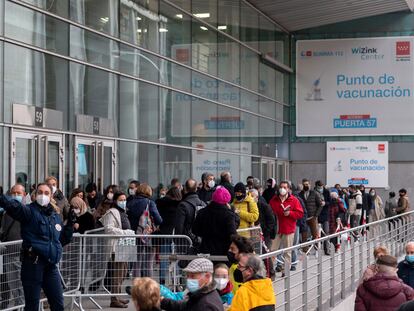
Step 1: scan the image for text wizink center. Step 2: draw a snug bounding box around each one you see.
[1,0,414,198]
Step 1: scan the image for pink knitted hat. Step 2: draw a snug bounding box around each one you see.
[212,186,231,205]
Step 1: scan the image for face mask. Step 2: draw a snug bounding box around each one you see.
[160,194,166,199]
[73,208,81,215]
[52,186,57,194]
[107,193,114,200]
[186,278,200,293]
[227,251,237,264]
[235,194,245,201]
[406,255,414,263]
[215,278,228,291]
[370,191,375,196]
[117,201,126,210]
[12,195,23,203]
[233,268,244,283]
[279,188,287,196]
[317,187,323,193]
[208,180,215,189]
[303,185,309,191]
[128,188,136,196]
[36,194,50,207]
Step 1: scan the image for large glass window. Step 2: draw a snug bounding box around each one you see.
[240,46,259,92]
[4,43,69,128]
[70,26,119,70]
[5,1,69,55]
[218,0,239,39]
[70,0,118,37]
[192,0,217,27]
[191,18,217,76]
[217,33,239,84]
[160,146,191,184]
[119,78,159,141]
[158,1,191,64]
[240,1,259,49]
[20,0,69,18]
[120,0,159,52]
[120,44,159,83]
[69,63,118,130]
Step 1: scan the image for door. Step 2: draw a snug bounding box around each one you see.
[260,159,276,186]
[277,161,288,183]
[11,129,64,194]
[74,137,116,193]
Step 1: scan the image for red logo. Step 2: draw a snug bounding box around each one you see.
[306,51,312,57]
[396,41,410,56]
[378,144,385,153]
[175,48,190,63]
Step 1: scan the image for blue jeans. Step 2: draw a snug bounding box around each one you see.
[21,256,64,311]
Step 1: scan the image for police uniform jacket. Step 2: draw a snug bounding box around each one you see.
[0,195,71,264]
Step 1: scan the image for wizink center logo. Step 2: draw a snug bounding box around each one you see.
[351,45,384,60]
[396,41,410,61]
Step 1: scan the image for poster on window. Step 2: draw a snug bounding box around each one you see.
[296,37,414,136]
[326,141,388,188]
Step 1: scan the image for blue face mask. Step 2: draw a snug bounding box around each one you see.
[186,279,200,293]
[406,255,414,263]
[12,195,23,203]
[117,201,126,210]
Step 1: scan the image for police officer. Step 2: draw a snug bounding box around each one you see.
[0,183,73,311]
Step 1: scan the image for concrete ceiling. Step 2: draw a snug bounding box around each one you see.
[247,0,414,32]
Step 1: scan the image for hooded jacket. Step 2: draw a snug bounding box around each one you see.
[355,273,414,311]
[232,193,259,231]
[229,277,276,311]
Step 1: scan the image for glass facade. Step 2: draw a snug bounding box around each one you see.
[0,0,290,193]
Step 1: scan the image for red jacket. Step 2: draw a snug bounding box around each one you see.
[269,194,304,235]
[355,273,414,311]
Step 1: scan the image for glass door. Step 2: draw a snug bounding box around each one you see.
[75,137,116,192]
[11,129,64,194]
[260,159,276,186]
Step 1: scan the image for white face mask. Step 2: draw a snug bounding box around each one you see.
[73,208,81,215]
[52,186,57,194]
[36,194,50,207]
[128,188,136,196]
[279,188,288,196]
[208,180,215,188]
[107,193,114,200]
[214,278,228,291]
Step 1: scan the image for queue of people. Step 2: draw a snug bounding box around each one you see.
[0,171,412,310]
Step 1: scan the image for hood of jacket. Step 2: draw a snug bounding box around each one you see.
[363,273,405,299]
[242,277,275,304]
[233,192,255,206]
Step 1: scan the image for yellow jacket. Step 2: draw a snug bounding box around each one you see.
[229,277,276,311]
[232,194,259,230]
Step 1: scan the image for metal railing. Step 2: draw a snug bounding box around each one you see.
[261,211,414,311]
[0,213,412,311]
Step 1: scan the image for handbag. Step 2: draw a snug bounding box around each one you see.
[136,200,156,244]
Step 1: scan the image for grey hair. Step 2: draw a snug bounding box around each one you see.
[248,189,259,197]
[246,254,267,278]
[377,264,397,275]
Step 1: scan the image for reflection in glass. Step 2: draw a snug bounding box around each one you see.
[120,44,159,83]
[48,141,60,181]
[77,143,94,190]
[240,47,259,92]
[218,0,239,39]
[103,145,113,190]
[192,19,217,75]
[20,0,69,18]
[4,43,69,128]
[160,146,191,185]
[5,1,69,55]
[240,2,259,49]
[15,137,36,194]
[192,0,217,27]
[70,0,118,36]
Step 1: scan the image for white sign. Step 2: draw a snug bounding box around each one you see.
[326,141,388,188]
[297,37,414,136]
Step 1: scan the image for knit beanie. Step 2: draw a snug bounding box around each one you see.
[212,186,231,205]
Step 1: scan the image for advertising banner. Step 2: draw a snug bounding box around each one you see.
[326,141,388,188]
[296,37,414,136]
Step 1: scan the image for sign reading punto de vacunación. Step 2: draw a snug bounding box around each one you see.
[297,37,413,136]
[327,142,389,188]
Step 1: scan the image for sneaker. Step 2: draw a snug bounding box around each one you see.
[119,299,129,304]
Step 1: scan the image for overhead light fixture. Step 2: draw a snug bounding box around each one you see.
[194,13,210,18]
[200,26,208,31]
[175,14,183,19]
[100,17,109,23]
[159,28,168,32]
[218,25,227,30]
[137,29,142,33]
[136,17,142,21]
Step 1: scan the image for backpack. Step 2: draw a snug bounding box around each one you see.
[136,200,155,244]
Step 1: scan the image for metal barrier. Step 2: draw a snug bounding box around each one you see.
[236,226,264,255]
[1,212,413,311]
[260,211,414,311]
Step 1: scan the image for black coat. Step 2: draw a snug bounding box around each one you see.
[197,187,215,204]
[299,190,322,218]
[398,260,414,289]
[256,196,276,240]
[161,282,223,311]
[262,187,276,204]
[192,202,237,256]
[155,197,181,235]
[75,212,95,234]
[175,193,206,242]
[219,181,235,202]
